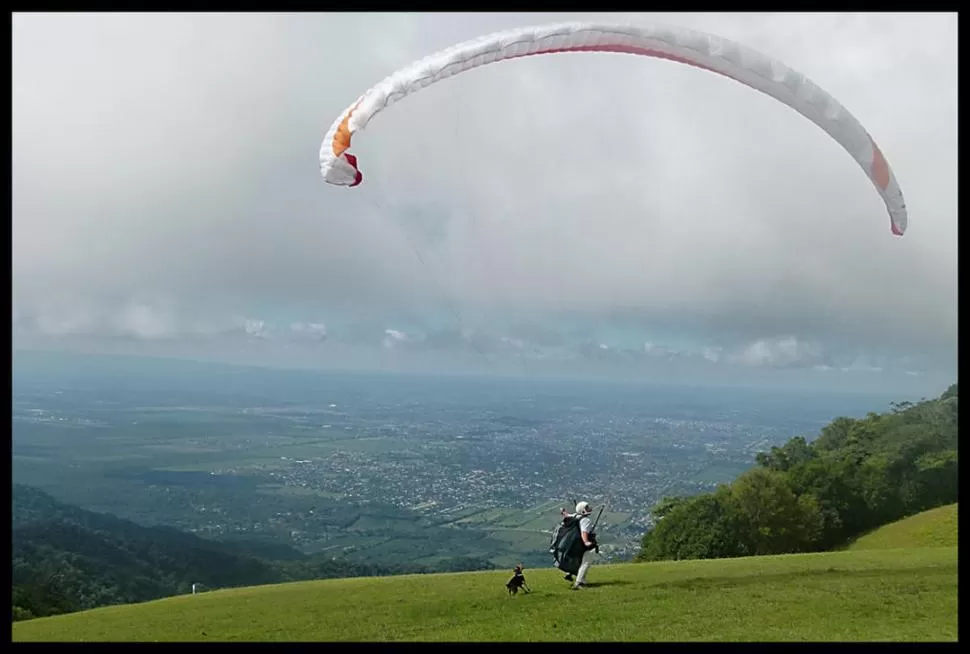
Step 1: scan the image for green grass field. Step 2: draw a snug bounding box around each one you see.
[14,504,958,642]
[13,546,957,642]
[848,504,957,551]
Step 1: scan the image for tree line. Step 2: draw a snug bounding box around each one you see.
[638,383,957,562]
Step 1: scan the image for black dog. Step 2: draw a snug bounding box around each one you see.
[506,565,531,596]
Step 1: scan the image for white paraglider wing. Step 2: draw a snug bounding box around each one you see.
[319,21,907,236]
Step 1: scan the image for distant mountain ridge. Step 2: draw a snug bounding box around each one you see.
[12,484,494,620]
[12,484,290,618]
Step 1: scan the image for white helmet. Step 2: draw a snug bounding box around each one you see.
[575,501,592,515]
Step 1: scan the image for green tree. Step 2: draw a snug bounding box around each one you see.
[729,468,824,555]
[899,449,958,514]
[755,436,814,472]
[786,456,865,549]
[639,486,743,562]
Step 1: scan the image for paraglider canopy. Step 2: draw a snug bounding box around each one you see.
[319,21,907,236]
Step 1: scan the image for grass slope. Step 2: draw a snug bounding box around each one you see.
[13,547,957,642]
[848,504,958,551]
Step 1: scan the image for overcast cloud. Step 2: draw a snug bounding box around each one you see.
[12,12,958,393]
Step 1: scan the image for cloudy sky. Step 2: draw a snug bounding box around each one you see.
[12,12,957,394]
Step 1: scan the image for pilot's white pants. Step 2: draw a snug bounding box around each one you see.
[574,549,592,586]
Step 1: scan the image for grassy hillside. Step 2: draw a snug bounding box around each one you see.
[848,503,958,551]
[13,546,957,642]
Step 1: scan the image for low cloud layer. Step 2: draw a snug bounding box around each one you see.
[12,12,957,392]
